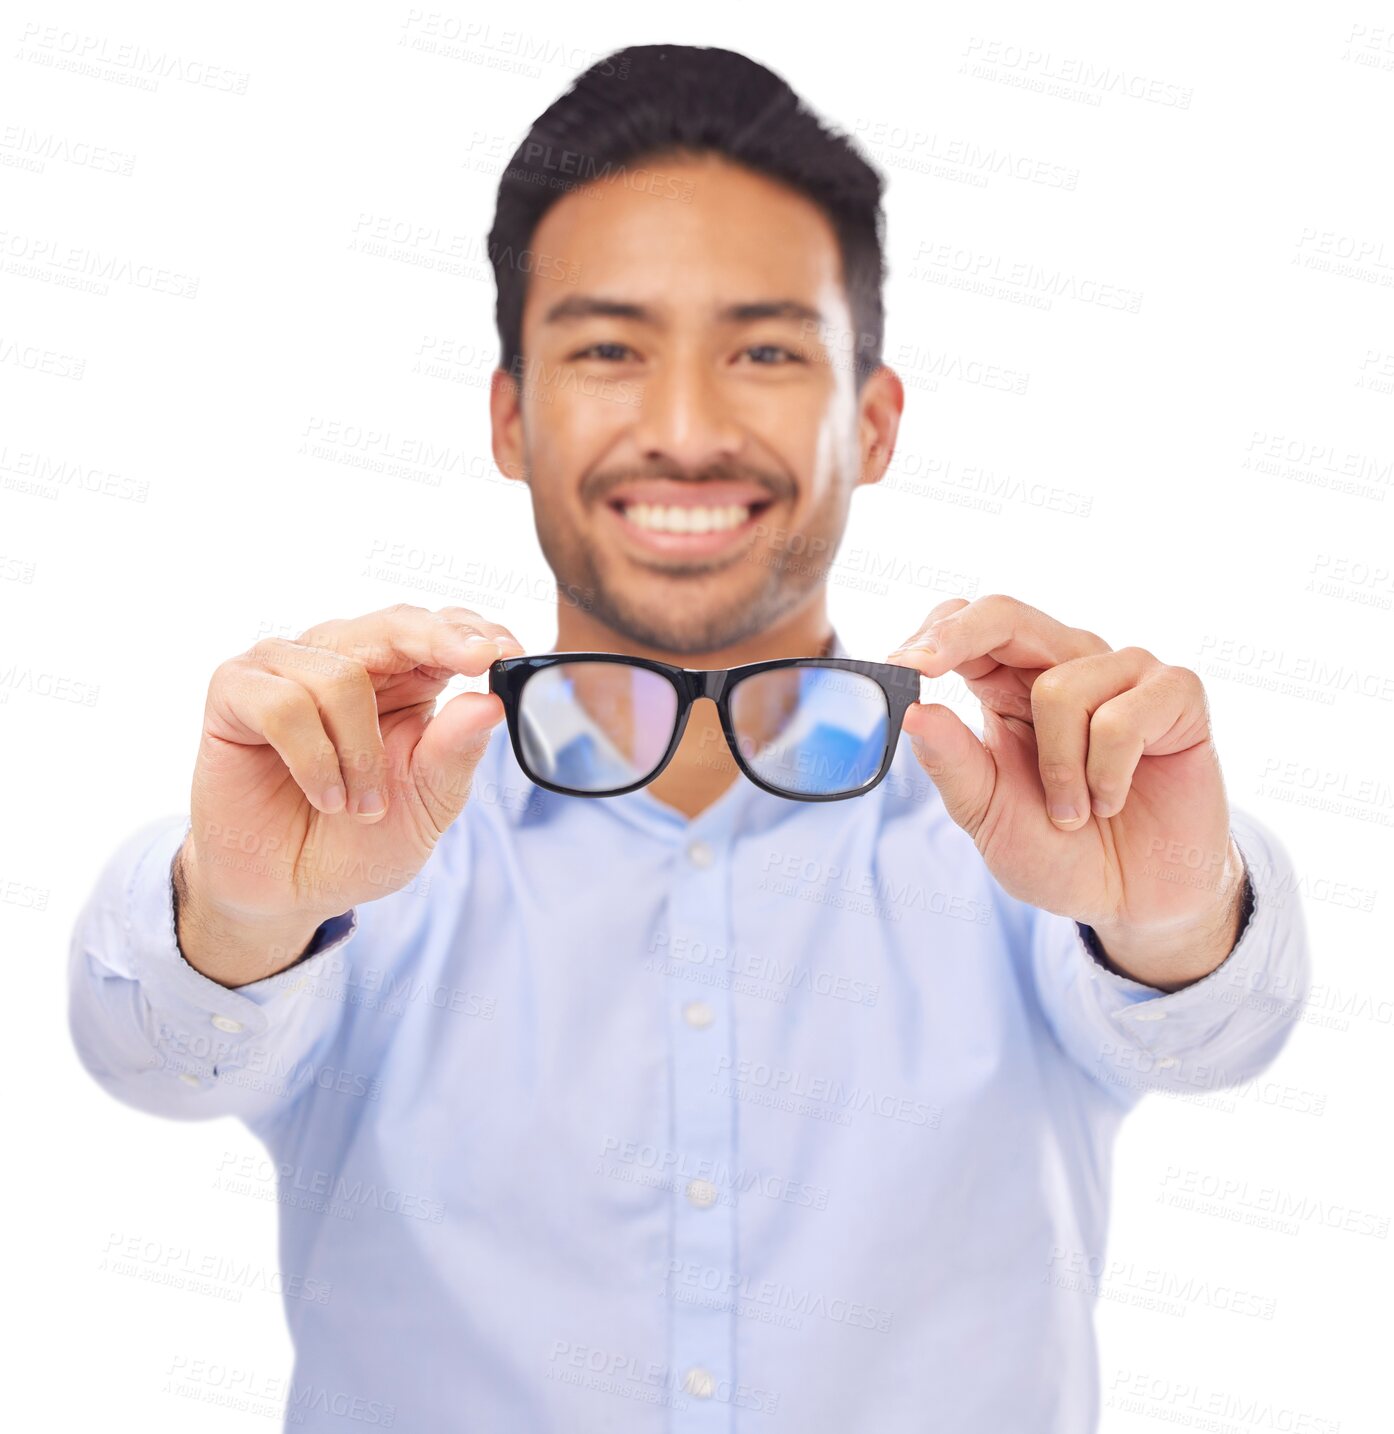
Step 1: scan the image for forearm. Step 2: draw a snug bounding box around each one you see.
[69,817,367,1125]
[1034,809,1310,1100]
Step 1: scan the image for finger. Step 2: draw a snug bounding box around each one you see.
[435,606,527,656]
[891,593,1109,681]
[886,598,972,662]
[900,701,995,838]
[1030,647,1156,828]
[249,639,393,821]
[296,604,525,678]
[210,664,349,815]
[1084,666,1209,818]
[411,688,508,836]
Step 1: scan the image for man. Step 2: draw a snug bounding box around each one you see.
[69,44,1311,1433]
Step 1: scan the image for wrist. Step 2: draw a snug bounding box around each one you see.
[174,841,329,987]
[1087,836,1250,992]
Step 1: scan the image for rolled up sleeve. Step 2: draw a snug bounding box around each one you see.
[1028,806,1313,1105]
[67,814,361,1126]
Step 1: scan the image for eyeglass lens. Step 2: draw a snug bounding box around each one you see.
[729,667,889,795]
[518,662,678,793]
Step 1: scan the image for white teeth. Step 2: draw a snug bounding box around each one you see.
[622,503,751,534]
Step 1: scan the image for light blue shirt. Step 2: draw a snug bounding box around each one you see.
[68,630,1312,1432]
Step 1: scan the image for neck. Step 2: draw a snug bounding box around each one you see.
[549,590,834,821]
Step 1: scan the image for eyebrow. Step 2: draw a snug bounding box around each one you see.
[540,295,826,328]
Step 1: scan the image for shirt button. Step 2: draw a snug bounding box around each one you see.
[682,1366,717,1398]
[686,839,715,869]
[1156,1056,1178,1070]
[686,1178,719,1209]
[683,1000,715,1029]
[211,1015,243,1033]
[177,1072,202,1086]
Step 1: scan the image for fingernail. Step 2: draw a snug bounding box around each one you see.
[1049,803,1082,825]
[321,783,346,814]
[354,790,385,817]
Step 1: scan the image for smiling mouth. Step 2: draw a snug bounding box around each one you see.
[603,493,778,558]
[612,498,772,534]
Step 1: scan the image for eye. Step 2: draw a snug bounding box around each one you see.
[740,344,805,365]
[569,342,637,362]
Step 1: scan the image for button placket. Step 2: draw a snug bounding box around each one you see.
[666,825,738,1432]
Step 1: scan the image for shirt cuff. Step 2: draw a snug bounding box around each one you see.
[130,817,360,1075]
[1064,808,1310,1077]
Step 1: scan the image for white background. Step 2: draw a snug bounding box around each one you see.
[4,2,1392,1428]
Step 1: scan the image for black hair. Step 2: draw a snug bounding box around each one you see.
[486,44,887,390]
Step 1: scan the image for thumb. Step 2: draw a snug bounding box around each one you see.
[902,702,995,836]
[410,690,504,834]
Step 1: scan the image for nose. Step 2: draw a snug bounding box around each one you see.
[631,352,743,473]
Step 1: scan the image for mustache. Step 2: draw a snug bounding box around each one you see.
[588,460,792,505]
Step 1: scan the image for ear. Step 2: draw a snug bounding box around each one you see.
[855,364,904,488]
[489,366,529,483]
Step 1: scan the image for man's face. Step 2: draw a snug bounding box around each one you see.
[493,151,894,656]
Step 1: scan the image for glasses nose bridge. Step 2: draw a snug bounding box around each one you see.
[677,668,729,709]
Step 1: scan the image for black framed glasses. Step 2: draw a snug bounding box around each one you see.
[489,652,922,802]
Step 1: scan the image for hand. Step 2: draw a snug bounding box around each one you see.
[887,595,1246,986]
[184,603,523,934]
